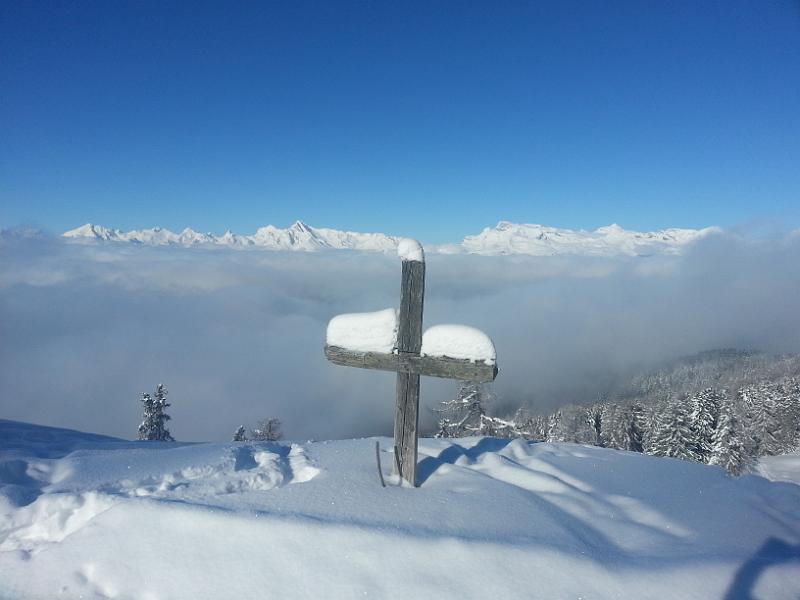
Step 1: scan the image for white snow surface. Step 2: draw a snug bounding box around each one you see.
[326,308,398,353]
[421,324,496,364]
[758,452,800,486]
[2,420,799,600]
[63,220,719,257]
[397,237,424,262]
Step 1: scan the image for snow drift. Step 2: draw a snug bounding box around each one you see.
[1,419,799,599]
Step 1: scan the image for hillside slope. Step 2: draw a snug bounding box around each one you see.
[1,419,799,599]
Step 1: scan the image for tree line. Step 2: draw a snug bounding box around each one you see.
[434,350,800,475]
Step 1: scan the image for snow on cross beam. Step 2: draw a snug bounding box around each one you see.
[326,308,398,354]
[323,346,498,382]
[324,238,498,487]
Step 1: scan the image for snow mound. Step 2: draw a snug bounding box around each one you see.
[1,492,118,550]
[326,308,398,353]
[110,443,320,499]
[397,238,424,262]
[421,324,496,364]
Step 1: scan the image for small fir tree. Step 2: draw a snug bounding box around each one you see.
[138,383,174,441]
[232,425,247,442]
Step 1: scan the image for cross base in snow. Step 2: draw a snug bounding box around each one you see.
[324,239,498,487]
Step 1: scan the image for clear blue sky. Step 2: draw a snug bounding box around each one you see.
[2,1,799,241]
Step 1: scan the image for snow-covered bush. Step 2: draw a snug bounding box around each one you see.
[250,418,282,441]
[433,382,493,438]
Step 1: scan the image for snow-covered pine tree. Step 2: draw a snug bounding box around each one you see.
[529,414,547,441]
[688,388,723,463]
[642,398,666,454]
[508,407,532,438]
[478,414,516,438]
[773,379,800,453]
[589,404,605,447]
[137,383,174,441]
[546,410,565,442]
[739,384,781,457]
[508,408,546,440]
[250,418,282,441]
[599,404,626,450]
[649,399,697,461]
[786,379,800,451]
[232,425,247,442]
[433,381,492,437]
[708,406,750,475]
[516,413,547,441]
[625,402,646,453]
[434,419,451,439]
[138,392,153,440]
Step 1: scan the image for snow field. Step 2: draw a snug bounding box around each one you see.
[1,420,799,599]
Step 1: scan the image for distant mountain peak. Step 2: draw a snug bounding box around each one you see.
[62,221,719,257]
[290,220,312,232]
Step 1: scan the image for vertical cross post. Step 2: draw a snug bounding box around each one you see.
[394,257,425,486]
[325,237,497,488]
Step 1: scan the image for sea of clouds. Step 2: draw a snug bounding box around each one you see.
[1,229,799,441]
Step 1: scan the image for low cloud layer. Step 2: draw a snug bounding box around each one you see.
[2,231,799,441]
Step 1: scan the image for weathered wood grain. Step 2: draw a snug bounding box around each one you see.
[394,258,425,486]
[396,260,425,355]
[324,345,498,382]
[394,370,419,485]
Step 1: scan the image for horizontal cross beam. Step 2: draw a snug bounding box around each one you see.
[324,345,498,383]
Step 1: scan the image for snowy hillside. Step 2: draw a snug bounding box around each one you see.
[62,220,719,256]
[2,420,799,599]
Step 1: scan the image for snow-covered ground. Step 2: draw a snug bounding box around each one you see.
[758,452,800,486]
[1,419,799,600]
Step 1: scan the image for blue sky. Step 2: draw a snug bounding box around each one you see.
[2,1,799,242]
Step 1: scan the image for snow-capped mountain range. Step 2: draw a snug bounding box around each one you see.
[63,220,719,257]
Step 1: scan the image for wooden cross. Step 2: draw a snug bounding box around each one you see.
[324,239,498,486]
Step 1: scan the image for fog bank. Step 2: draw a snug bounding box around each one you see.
[1,231,799,441]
